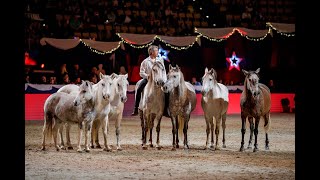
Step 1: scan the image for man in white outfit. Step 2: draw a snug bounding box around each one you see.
[132,45,169,117]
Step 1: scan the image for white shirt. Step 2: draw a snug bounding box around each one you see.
[139,56,165,79]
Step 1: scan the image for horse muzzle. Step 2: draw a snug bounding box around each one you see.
[103,93,110,100]
[121,96,127,103]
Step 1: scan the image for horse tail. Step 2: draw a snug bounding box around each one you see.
[264,113,271,133]
[44,112,54,140]
[178,115,184,139]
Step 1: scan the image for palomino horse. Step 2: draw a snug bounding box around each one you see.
[57,73,113,151]
[91,73,129,151]
[42,80,95,152]
[136,61,167,150]
[240,68,271,152]
[201,67,229,150]
[162,64,197,150]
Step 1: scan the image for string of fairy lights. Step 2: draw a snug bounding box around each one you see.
[77,23,294,55]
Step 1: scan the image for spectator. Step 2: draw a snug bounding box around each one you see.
[191,77,201,85]
[119,66,127,75]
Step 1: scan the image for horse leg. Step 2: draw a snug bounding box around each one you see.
[253,117,260,152]
[59,124,65,149]
[247,117,254,149]
[210,117,214,149]
[84,121,92,152]
[222,113,227,148]
[96,120,102,148]
[66,123,73,150]
[239,114,247,152]
[171,116,177,151]
[101,118,112,152]
[91,120,98,148]
[175,117,179,149]
[140,110,144,146]
[142,113,148,150]
[156,116,162,150]
[204,115,210,150]
[183,116,190,149]
[264,113,270,150]
[215,115,221,150]
[53,121,62,151]
[77,121,84,152]
[115,114,122,151]
[149,114,155,148]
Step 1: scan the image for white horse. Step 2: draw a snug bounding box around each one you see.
[135,61,167,150]
[42,80,95,152]
[162,64,197,150]
[201,67,229,150]
[91,73,129,151]
[57,73,113,151]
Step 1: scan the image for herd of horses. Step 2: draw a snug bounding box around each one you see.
[41,64,271,153]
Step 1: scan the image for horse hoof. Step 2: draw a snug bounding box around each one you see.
[253,147,259,152]
[247,146,252,149]
[103,147,112,152]
[239,147,245,152]
[85,149,90,153]
[156,146,161,150]
[265,146,269,150]
[77,149,83,153]
[176,145,179,148]
[150,144,154,148]
[222,144,226,148]
[215,146,220,150]
[171,147,176,151]
[142,146,148,150]
[67,146,73,150]
[96,145,102,149]
[41,147,46,151]
[60,146,66,150]
[90,145,95,149]
[117,147,123,151]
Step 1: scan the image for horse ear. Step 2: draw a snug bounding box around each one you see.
[99,72,104,80]
[242,69,248,76]
[176,64,180,70]
[124,73,128,79]
[205,67,208,73]
[110,73,118,79]
[255,68,260,74]
[169,64,172,70]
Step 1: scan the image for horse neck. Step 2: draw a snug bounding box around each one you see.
[172,75,187,101]
[110,81,121,106]
[94,83,108,107]
[146,73,162,94]
[80,97,95,114]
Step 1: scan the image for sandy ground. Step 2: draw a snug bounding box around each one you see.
[25,113,295,180]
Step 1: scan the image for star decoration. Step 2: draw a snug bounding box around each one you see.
[226,51,243,71]
[158,45,170,62]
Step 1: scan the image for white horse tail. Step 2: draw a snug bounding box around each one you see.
[44,112,54,140]
[178,115,184,139]
[264,113,271,133]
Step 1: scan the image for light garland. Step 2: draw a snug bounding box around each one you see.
[80,39,121,55]
[266,22,295,37]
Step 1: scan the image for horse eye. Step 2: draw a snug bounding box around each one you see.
[173,75,176,78]
[110,83,112,86]
[82,90,86,93]
[209,78,212,81]
[118,83,120,87]
[102,83,105,87]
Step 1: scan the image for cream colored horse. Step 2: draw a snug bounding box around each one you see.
[201,67,229,150]
[91,73,129,151]
[137,61,167,150]
[57,73,113,151]
[240,68,271,152]
[42,80,95,152]
[162,64,197,150]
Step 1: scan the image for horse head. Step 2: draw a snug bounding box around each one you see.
[150,61,167,87]
[162,64,182,93]
[201,67,217,94]
[242,68,260,99]
[98,72,112,101]
[114,73,129,103]
[74,80,94,106]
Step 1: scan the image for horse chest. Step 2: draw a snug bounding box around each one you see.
[242,101,262,116]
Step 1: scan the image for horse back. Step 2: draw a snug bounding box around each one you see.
[259,83,271,113]
[185,82,197,112]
